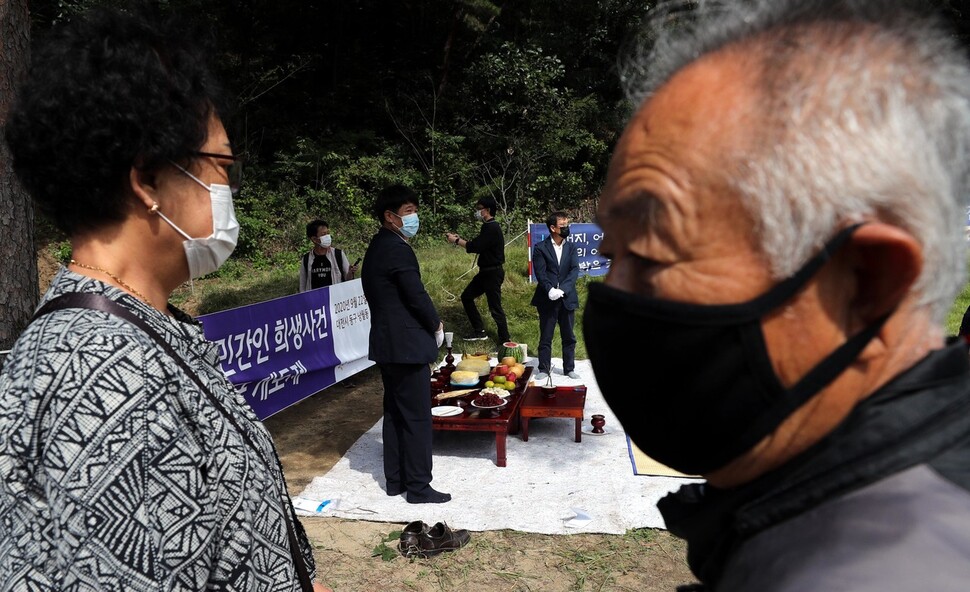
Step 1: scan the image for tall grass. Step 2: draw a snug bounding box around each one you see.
[182,235,599,361]
[181,241,970,360]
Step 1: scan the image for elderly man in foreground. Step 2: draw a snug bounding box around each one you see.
[584,0,970,590]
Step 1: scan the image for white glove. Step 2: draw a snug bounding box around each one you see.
[435,327,445,348]
[548,287,564,301]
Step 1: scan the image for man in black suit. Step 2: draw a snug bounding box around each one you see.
[530,211,581,381]
[445,196,511,343]
[361,184,450,504]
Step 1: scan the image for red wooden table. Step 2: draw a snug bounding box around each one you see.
[430,366,533,467]
[519,384,588,443]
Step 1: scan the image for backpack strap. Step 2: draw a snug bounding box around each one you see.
[335,248,345,282]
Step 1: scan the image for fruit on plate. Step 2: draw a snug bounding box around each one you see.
[500,342,524,363]
[512,363,526,377]
[473,391,507,407]
[494,364,508,376]
[464,352,490,361]
[450,370,480,385]
[455,357,491,377]
[493,375,507,384]
[500,356,518,367]
[506,371,517,383]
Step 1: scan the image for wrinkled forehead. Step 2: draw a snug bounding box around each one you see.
[596,50,765,272]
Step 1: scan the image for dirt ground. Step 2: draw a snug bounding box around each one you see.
[35,252,695,591]
[264,367,696,592]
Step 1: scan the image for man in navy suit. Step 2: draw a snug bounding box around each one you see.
[361,184,450,504]
[531,211,581,381]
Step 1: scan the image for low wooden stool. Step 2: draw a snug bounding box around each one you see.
[519,385,587,442]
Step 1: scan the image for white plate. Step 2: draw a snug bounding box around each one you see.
[432,405,464,417]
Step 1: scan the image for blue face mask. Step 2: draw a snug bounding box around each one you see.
[391,211,420,238]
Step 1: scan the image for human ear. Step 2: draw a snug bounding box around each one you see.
[845,222,922,324]
[129,165,160,212]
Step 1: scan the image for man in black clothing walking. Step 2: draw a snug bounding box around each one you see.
[445,197,511,343]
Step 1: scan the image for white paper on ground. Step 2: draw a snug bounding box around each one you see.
[292,496,342,514]
[564,508,593,528]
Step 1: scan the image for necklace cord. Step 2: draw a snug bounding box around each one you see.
[69,259,154,308]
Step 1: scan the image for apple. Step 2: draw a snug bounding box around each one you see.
[506,371,517,383]
[494,364,509,376]
[493,375,507,384]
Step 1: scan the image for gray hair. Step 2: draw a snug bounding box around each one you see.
[622,0,970,322]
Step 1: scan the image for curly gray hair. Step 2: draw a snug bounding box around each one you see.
[621,0,970,322]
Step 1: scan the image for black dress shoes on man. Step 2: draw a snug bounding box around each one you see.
[406,487,452,504]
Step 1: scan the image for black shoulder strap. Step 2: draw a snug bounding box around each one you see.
[336,248,345,282]
[32,292,316,592]
[303,252,311,275]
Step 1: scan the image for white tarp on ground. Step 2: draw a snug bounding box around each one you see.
[294,358,700,535]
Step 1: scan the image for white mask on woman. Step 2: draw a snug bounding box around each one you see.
[157,162,240,278]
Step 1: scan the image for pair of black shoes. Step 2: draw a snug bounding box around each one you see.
[399,520,471,558]
[386,485,451,504]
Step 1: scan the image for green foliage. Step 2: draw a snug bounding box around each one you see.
[49,240,72,264]
[193,266,298,315]
[372,530,403,562]
[25,0,641,268]
[945,261,970,335]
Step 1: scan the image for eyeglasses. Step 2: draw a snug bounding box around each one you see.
[191,151,245,196]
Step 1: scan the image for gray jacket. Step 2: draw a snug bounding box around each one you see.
[661,342,970,592]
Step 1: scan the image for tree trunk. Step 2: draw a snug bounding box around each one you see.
[0,0,36,362]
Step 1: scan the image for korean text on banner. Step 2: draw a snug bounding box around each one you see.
[197,279,373,420]
[527,222,610,282]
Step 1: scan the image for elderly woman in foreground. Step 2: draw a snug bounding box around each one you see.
[0,7,329,591]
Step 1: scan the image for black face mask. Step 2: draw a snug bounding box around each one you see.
[558,225,570,239]
[583,224,888,475]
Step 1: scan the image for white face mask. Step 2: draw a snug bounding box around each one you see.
[158,162,240,278]
[318,234,332,248]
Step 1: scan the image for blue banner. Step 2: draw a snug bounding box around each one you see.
[528,222,610,281]
[197,279,373,419]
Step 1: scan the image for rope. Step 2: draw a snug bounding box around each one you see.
[441,227,530,303]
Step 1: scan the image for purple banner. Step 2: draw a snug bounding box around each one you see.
[198,279,373,419]
[527,222,610,282]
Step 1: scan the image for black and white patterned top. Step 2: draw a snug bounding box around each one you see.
[0,268,316,591]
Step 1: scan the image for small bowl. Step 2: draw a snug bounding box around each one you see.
[541,384,557,397]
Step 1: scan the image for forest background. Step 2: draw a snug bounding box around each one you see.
[3,0,970,344]
[24,0,657,287]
